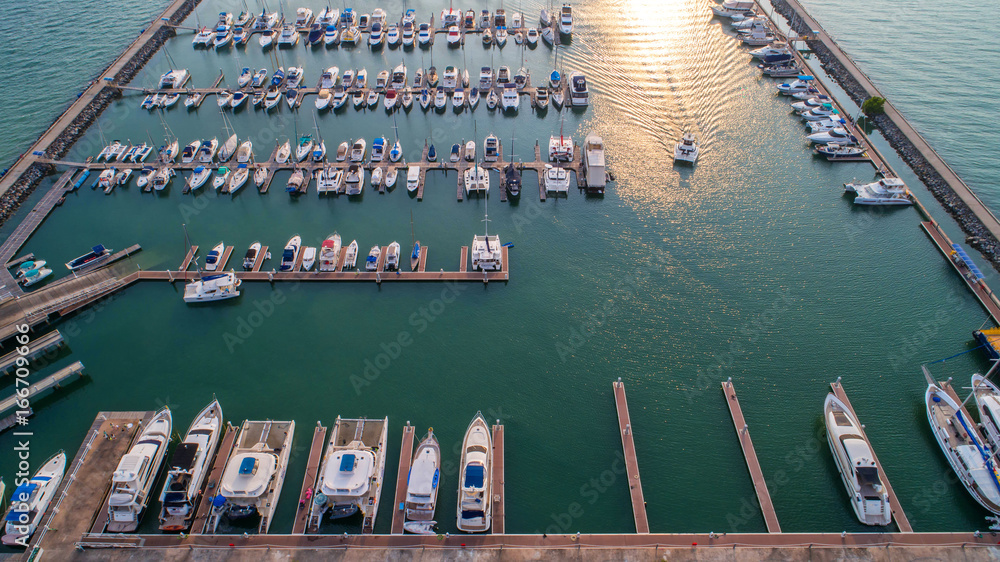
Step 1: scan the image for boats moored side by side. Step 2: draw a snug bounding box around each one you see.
[1,451,66,547]
[403,429,441,534]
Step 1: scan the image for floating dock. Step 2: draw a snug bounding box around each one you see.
[920,220,1000,324]
[0,329,64,374]
[190,422,237,535]
[491,422,505,534]
[292,422,328,535]
[389,423,415,534]
[830,379,912,532]
[612,379,649,534]
[0,360,85,415]
[721,378,781,533]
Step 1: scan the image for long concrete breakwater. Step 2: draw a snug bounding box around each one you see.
[768,0,1000,270]
[0,0,202,227]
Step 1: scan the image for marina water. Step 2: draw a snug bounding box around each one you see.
[0,0,997,539]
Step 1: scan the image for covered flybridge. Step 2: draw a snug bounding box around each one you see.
[158,399,223,531]
[107,408,172,532]
[207,419,295,534]
[307,417,388,534]
[823,394,891,526]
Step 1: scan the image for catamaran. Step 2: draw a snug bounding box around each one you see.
[206,420,295,534]
[107,408,172,532]
[158,399,223,531]
[307,417,388,534]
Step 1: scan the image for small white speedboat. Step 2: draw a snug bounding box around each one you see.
[673,133,699,164]
[343,240,359,269]
[187,166,211,191]
[212,167,230,190]
[301,247,317,271]
[204,242,225,271]
[365,245,381,271]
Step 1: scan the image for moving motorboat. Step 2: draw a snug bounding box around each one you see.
[456,412,492,532]
[673,133,699,164]
[306,417,388,533]
[823,394,891,526]
[107,408,172,532]
[158,399,223,531]
[843,177,912,206]
[280,235,302,271]
[1,451,66,547]
[206,420,295,533]
[926,383,1000,515]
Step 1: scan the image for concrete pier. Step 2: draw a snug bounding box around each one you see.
[0,360,85,415]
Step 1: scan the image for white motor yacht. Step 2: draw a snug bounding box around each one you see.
[385,241,400,271]
[583,132,607,194]
[107,408,172,532]
[843,177,912,206]
[569,72,589,107]
[318,234,343,271]
[403,430,441,532]
[343,240,359,269]
[823,394,892,526]
[279,235,302,271]
[807,127,858,145]
[456,412,492,532]
[1,451,66,547]
[673,133,699,164]
[204,242,225,271]
[711,0,755,19]
[158,399,223,531]
[365,245,381,271]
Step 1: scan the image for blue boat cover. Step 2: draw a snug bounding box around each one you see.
[797,75,814,81]
[10,483,37,501]
[238,456,256,475]
[464,464,485,488]
[340,453,356,472]
[952,243,985,279]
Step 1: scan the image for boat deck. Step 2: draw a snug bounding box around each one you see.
[0,360,85,415]
[612,379,649,534]
[721,379,781,533]
[491,423,505,534]
[190,422,237,534]
[830,380,912,532]
[389,424,415,534]
[28,411,152,556]
[938,380,986,449]
[88,412,157,535]
[292,422,328,534]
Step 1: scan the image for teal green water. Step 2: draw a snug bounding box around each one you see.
[1,0,998,543]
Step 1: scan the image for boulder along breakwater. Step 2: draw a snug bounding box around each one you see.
[0,0,202,227]
[768,0,1000,270]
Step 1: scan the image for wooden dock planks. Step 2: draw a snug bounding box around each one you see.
[292,423,328,534]
[830,380,912,532]
[612,380,649,534]
[88,411,155,534]
[491,424,505,534]
[0,361,85,414]
[459,246,468,272]
[215,246,234,271]
[721,379,781,533]
[251,245,268,272]
[417,246,428,272]
[191,422,238,534]
[920,221,1000,324]
[389,424,415,534]
[179,245,199,271]
[0,330,63,374]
